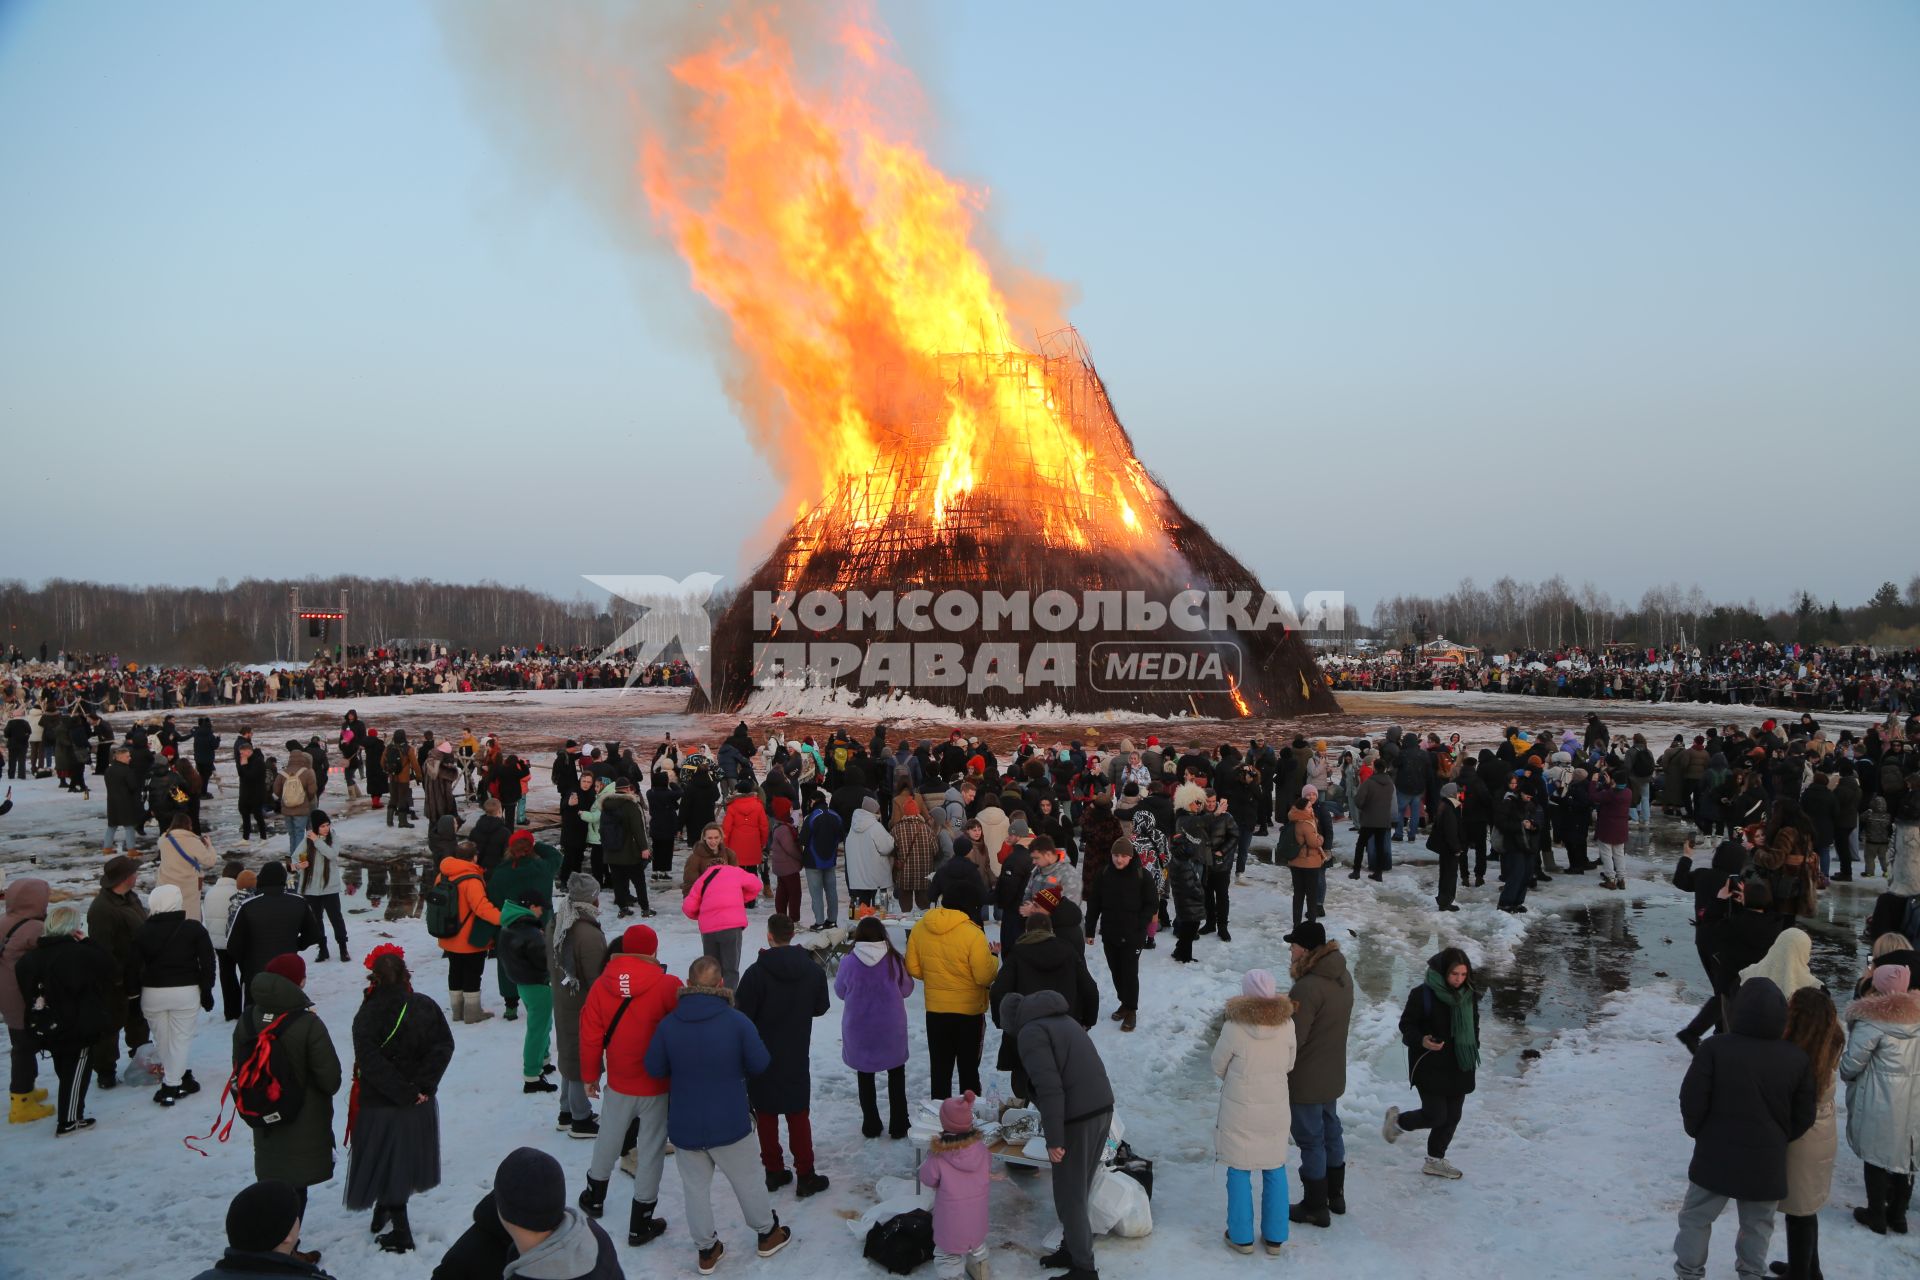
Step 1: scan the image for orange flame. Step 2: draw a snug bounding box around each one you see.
[638,4,1156,545]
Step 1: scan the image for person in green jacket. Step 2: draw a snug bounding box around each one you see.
[232,954,342,1242]
[486,832,563,1021]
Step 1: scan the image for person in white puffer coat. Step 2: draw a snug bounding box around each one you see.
[1840,962,1920,1233]
[1211,968,1297,1257]
[844,798,897,912]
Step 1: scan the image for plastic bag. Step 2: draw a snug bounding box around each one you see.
[121,1042,161,1086]
[1087,1167,1153,1237]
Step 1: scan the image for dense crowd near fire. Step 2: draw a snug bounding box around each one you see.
[1324,641,1920,714]
[2,689,1919,1280]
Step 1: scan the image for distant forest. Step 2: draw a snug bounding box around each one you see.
[1369,575,1920,654]
[0,576,693,666]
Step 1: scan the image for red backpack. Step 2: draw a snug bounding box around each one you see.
[185,1010,308,1155]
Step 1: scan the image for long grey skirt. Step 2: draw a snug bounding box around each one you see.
[343,1099,441,1210]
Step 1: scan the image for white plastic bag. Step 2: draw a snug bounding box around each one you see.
[120,1042,161,1086]
[1087,1168,1153,1237]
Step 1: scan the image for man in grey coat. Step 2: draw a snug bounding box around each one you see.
[1005,989,1114,1280]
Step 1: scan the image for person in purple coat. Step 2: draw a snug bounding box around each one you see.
[1589,771,1634,891]
[835,916,914,1139]
[919,1090,991,1279]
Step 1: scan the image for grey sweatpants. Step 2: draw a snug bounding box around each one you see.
[1052,1111,1109,1271]
[703,927,744,990]
[677,1134,774,1250]
[1672,1181,1776,1279]
[589,1090,669,1203]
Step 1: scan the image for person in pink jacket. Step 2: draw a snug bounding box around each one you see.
[682,856,761,989]
[919,1090,991,1279]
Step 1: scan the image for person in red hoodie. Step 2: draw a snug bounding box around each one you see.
[577,924,683,1249]
[722,790,771,889]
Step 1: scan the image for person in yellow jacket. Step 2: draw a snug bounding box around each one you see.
[906,877,998,1100]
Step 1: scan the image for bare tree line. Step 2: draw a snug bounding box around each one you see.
[0,576,630,665]
[1370,574,1920,652]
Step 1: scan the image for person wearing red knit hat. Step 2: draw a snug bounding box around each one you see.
[235,945,341,1257]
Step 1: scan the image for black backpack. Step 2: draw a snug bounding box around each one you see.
[424,873,481,939]
[862,1209,934,1276]
[234,1010,307,1130]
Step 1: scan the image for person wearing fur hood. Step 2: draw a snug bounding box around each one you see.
[918,1091,991,1279]
[1840,963,1920,1234]
[1211,968,1296,1257]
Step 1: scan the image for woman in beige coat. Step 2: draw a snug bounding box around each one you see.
[1775,986,1842,1279]
[1211,968,1297,1257]
[155,814,215,922]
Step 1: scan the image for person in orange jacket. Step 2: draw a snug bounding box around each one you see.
[437,845,502,1024]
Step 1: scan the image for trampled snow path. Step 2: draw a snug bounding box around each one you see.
[1,696,1915,1278]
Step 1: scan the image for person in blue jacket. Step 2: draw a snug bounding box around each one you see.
[800,795,845,930]
[644,955,793,1274]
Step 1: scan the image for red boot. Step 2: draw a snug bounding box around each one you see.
[370,796,383,809]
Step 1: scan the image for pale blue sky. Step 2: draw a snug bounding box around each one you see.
[1,0,1914,615]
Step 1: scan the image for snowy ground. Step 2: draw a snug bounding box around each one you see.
[1,689,1916,1279]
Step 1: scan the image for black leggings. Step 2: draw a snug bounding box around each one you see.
[1398,1086,1466,1158]
[925,1012,983,1100]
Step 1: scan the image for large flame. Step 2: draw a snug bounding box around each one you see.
[638,4,1157,547]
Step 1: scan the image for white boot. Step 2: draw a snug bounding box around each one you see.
[1382,1107,1402,1143]
[448,992,466,1022]
[1422,1156,1463,1179]
[964,1254,990,1280]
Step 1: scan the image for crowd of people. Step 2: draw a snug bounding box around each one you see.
[1,695,1918,1280]
[0,648,693,720]
[1323,641,1920,714]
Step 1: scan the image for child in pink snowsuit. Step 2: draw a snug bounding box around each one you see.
[918,1090,992,1279]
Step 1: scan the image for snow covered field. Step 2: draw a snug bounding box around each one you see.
[1,688,1915,1279]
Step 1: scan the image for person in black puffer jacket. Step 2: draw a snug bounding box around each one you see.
[1083,837,1155,1028]
[470,801,513,872]
[1672,976,1814,1279]
[345,948,455,1254]
[988,908,1098,1080]
[225,862,323,989]
[17,905,118,1134]
[134,883,215,1104]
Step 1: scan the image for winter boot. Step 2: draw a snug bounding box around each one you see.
[348,783,363,799]
[1422,1156,1463,1179]
[1288,1177,1330,1227]
[629,1200,668,1246]
[464,997,494,1024]
[766,1169,793,1192]
[1855,1164,1890,1234]
[447,992,466,1022]
[578,1176,609,1219]
[755,1212,791,1257]
[9,1092,54,1124]
[523,1076,557,1093]
[1382,1107,1402,1143]
[964,1253,991,1280]
[1889,1171,1913,1234]
[371,795,383,809]
[1325,1164,1347,1215]
[178,1070,200,1096]
[153,1083,183,1106]
[796,1172,830,1198]
[376,1205,413,1253]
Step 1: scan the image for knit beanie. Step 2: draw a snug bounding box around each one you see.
[567,873,600,905]
[1871,964,1910,995]
[940,1090,976,1133]
[227,1179,303,1252]
[264,953,306,987]
[622,924,659,957]
[493,1146,566,1232]
[1242,968,1277,1000]
[1031,885,1063,915]
[1110,835,1135,861]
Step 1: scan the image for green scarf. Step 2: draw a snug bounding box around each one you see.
[1422,969,1480,1072]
